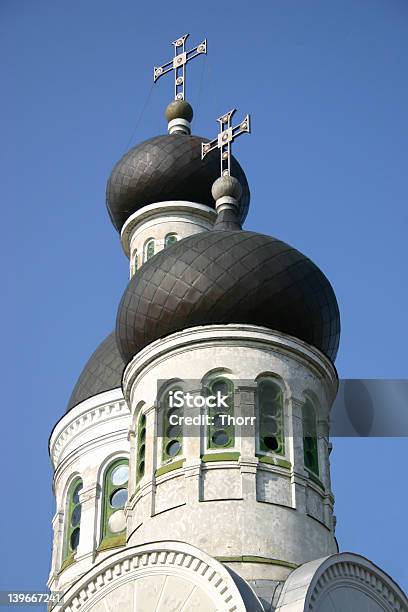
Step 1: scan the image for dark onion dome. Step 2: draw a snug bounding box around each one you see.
[106,134,250,232]
[116,231,340,365]
[66,332,125,412]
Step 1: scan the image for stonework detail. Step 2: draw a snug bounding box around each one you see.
[306,487,324,524]
[257,469,291,507]
[275,553,408,612]
[202,466,242,501]
[51,393,129,466]
[57,542,253,612]
[154,473,187,514]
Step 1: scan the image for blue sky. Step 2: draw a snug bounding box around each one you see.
[1,0,407,601]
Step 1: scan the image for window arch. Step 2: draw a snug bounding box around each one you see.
[144,238,155,261]
[207,377,235,449]
[160,384,183,462]
[62,477,82,567]
[257,378,284,455]
[131,249,138,276]
[136,412,146,483]
[100,459,129,548]
[303,399,319,475]
[164,233,178,247]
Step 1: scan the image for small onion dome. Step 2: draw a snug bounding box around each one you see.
[165,100,194,123]
[66,332,125,412]
[106,134,250,232]
[115,231,340,364]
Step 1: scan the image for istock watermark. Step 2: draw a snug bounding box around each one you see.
[169,389,229,409]
[166,389,255,427]
[155,378,408,438]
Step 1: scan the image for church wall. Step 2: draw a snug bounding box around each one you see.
[123,324,338,582]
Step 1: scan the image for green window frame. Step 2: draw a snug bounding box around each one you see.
[100,459,129,547]
[164,233,178,247]
[257,379,284,455]
[207,377,235,450]
[136,412,146,483]
[62,477,82,567]
[303,399,319,475]
[144,238,155,261]
[161,386,183,462]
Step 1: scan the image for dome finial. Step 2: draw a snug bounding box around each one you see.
[202,108,251,229]
[153,33,207,134]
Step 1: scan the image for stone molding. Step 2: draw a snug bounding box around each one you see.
[123,324,338,408]
[50,390,129,467]
[275,553,408,611]
[56,541,255,612]
[120,200,216,257]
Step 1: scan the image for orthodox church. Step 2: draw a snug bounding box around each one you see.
[48,36,408,611]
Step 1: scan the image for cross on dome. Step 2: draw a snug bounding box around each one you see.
[153,33,207,101]
[201,109,251,177]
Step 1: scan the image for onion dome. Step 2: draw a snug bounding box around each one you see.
[66,332,125,412]
[106,134,250,232]
[115,231,340,365]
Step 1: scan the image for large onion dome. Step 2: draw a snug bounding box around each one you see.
[106,134,250,232]
[66,332,125,412]
[116,231,340,365]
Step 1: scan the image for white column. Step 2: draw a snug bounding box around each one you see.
[237,386,258,501]
[76,484,100,562]
[48,510,64,586]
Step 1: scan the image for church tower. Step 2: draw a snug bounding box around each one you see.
[48,35,408,612]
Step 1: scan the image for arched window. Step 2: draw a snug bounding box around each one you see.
[257,379,284,455]
[131,249,138,276]
[100,459,129,548]
[62,477,82,567]
[164,233,178,247]
[207,377,234,449]
[144,238,155,261]
[136,412,146,483]
[303,399,319,475]
[161,385,183,461]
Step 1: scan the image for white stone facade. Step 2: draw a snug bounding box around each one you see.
[120,201,216,276]
[48,389,130,593]
[122,325,339,584]
[48,196,408,609]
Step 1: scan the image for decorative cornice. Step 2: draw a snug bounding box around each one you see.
[50,391,130,467]
[120,200,216,257]
[309,557,407,611]
[275,553,408,612]
[123,324,338,408]
[56,541,249,612]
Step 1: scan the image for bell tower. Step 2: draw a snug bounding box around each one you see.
[48,34,408,612]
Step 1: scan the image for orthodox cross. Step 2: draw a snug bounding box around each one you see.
[201,109,250,176]
[153,34,207,101]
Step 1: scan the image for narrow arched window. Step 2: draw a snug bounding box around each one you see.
[144,238,155,261]
[257,379,284,455]
[161,385,183,461]
[164,233,178,247]
[136,412,146,483]
[207,377,234,449]
[100,459,128,548]
[303,399,319,475]
[62,477,82,567]
[131,249,138,276]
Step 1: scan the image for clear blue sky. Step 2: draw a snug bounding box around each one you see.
[1,0,407,601]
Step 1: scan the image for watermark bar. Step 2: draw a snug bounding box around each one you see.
[0,592,63,606]
[156,379,408,437]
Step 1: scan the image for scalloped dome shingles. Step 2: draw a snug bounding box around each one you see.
[106,134,250,232]
[116,231,340,365]
[66,332,125,412]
